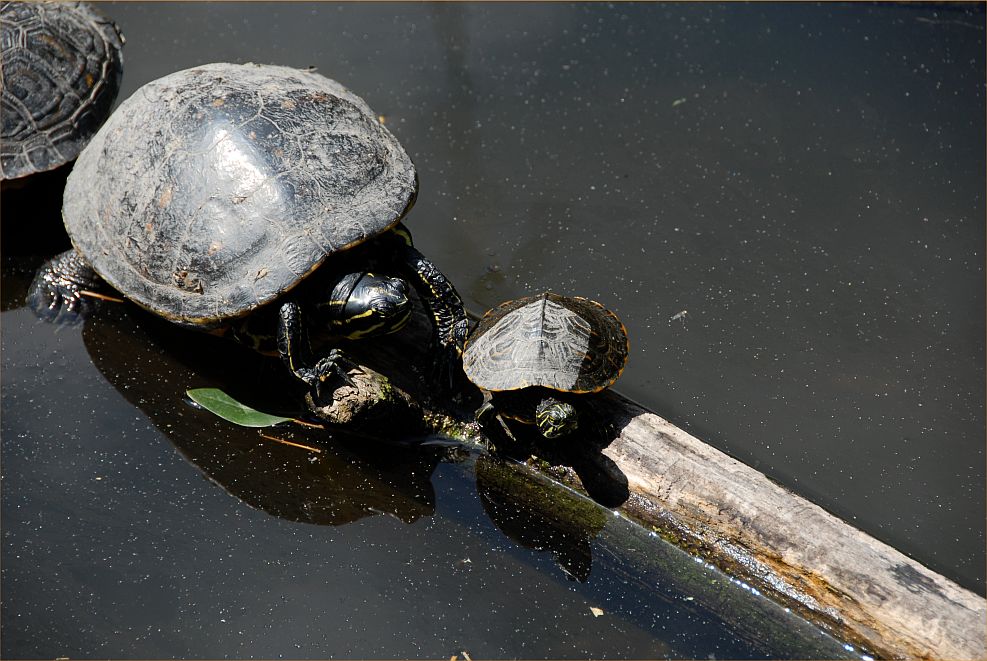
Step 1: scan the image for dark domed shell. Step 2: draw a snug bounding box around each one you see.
[1,1,124,180]
[463,292,629,393]
[62,62,417,327]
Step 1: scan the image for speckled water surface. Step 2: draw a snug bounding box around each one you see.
[2,2,983,657]
[2,266,858,658]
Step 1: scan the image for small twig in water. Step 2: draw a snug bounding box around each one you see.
[291,418,326,429]
[258,431,322,454]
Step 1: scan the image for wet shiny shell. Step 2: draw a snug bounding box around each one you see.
[63,62,417,328]
[463,292,629,393]
[1,1,124,179]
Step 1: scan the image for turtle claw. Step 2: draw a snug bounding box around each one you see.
[304,348,361,400]
[429,318,469,395]
[27,250,103,325]
[27,275,89,325]
[278,301,362,399]
[336,366,358,390]
[429,340,466,395]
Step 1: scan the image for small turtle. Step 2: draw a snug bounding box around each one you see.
[463,292,629,441]
[1,1,124,181]
[30,62,468,393]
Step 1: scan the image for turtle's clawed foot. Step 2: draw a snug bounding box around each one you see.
[278,301,361,399]
[27,270,89,324]
[429,317,470,394]
[300,348,361,400]
[429,340,467,396]
[27,250,103,324]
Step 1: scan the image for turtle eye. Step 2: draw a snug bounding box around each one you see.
[370,278,410,316]
[386,277,409,299]
[373,299,397,316]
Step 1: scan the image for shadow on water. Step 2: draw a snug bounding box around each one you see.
[81,305,448,527]
[6,252,606,577]
[78,299,618,579]
[476,454,607,583]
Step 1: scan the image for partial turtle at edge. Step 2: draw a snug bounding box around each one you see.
[1,1,124,181]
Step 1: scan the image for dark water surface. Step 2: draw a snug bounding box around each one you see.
[2,2,984,657]
[1,264,856,658]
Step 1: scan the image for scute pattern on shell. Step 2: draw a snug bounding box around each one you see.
[62,63,417,327]
[463,292,629,393]
[0,1,124,179]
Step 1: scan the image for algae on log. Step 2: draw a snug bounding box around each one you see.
[475,454,609,582]
[474,454,855,659]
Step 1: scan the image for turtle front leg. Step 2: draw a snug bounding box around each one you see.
[389,224,470,390]
[27,249,106,324]
[475,393,517,449]
[277,301,359,399]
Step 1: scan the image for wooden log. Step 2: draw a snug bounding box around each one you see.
[598,392,986,660]
[304,364,430,437]
[303,362,484,445]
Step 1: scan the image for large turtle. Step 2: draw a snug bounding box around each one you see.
[1,1,124,181]
[463,292,629,441]
[30,62,468,393]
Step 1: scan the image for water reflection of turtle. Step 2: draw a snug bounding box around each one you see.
[82,303,450,527]
[463,293,629,441]
[475,455,607,582]
[1,1,123,181]
[30,62,468,394]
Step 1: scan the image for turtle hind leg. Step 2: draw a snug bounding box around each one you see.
[277,300,359,401]
[27,249,105,324]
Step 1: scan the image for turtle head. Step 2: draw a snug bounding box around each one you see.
[319,272,412,339]
[535,397,578,439]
